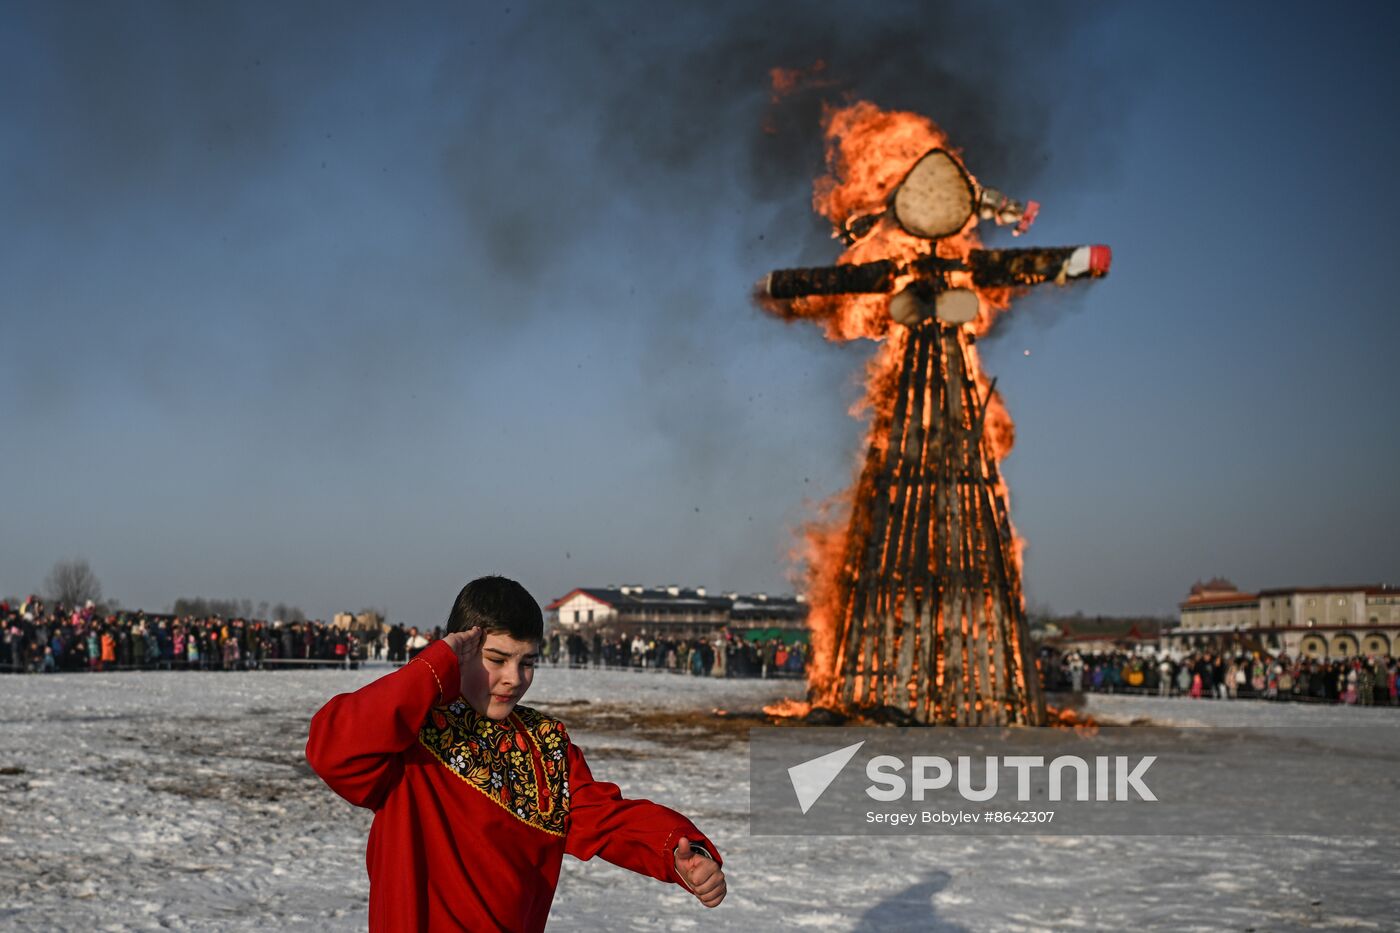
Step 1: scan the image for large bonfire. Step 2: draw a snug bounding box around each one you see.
[761,101,1108,726]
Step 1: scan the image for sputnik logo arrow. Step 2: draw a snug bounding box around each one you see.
[787,741,865,814]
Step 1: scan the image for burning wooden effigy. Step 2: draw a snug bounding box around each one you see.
[760,104,1109,727]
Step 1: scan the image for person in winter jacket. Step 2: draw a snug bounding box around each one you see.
[86,630,101,671]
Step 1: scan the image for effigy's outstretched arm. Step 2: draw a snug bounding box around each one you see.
[763,245,1110,300]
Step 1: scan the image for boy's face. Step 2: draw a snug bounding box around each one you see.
[462,631,540,720]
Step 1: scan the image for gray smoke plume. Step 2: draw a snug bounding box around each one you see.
[435,0,1125,277]
[2,1,1126,595]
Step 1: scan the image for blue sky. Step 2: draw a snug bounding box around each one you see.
[2,1,1396,623]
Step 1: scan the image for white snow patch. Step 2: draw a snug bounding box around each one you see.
[1,668,1396,931]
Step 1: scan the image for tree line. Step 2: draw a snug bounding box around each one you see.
[11,558,304,623]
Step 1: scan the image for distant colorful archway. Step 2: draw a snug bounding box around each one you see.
[1329,633,1359,657]
[1299,634,1328,659]
[1361,633,1390,656]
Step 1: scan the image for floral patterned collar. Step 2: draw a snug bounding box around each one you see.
[419,700,572,836]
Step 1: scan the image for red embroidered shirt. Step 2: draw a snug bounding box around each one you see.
[306,640,721,932]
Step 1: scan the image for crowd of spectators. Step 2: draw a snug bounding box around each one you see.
[15,591,1394,705]
[2,596,359,673]
[16,593,1394,705]
[1045,647,1400,706]
[5,596,808,680]
[377,626,808,678]
[545,630,807,678]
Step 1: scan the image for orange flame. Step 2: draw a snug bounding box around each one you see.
[769,61,831,104]
[762,698,813,719]
[765,101,1028,709]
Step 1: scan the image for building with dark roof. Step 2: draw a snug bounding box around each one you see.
[545,585,807,639]
[1039,617,1168,653]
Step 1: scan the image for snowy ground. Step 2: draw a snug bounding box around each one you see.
[2,667,1397,932]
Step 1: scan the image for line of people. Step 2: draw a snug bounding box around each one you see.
[374,627,810,679]
[1048,648,1399,705]
[2,596,358,673]
[545,631,808,678]
[7,596,808,681]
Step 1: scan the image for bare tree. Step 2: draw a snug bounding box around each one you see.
[272,602,307,623]
[45,559,102,607]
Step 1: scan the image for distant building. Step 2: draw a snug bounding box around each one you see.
[1166,579,1400,657]
[333,610,385,636]
[1041,618,1167,654]
[545,585,807,639]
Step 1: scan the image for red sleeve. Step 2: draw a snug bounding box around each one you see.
[563,742,723,888]
[305,639,460,810]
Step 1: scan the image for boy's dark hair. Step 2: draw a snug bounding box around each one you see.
[445,575,543,641]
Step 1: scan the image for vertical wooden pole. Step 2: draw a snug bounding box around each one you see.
[827,321,1046,726]
[880,333,931,707]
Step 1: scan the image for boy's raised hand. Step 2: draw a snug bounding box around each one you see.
[441,626,483,696]
[673,836,726,908]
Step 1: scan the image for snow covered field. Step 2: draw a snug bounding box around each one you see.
[2,667,1397,932]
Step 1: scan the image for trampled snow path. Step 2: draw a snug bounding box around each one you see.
[1,667,1396,932]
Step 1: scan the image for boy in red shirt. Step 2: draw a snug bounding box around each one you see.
[307,576,727,932]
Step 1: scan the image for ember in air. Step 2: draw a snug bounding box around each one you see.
[865,755,1158,802]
